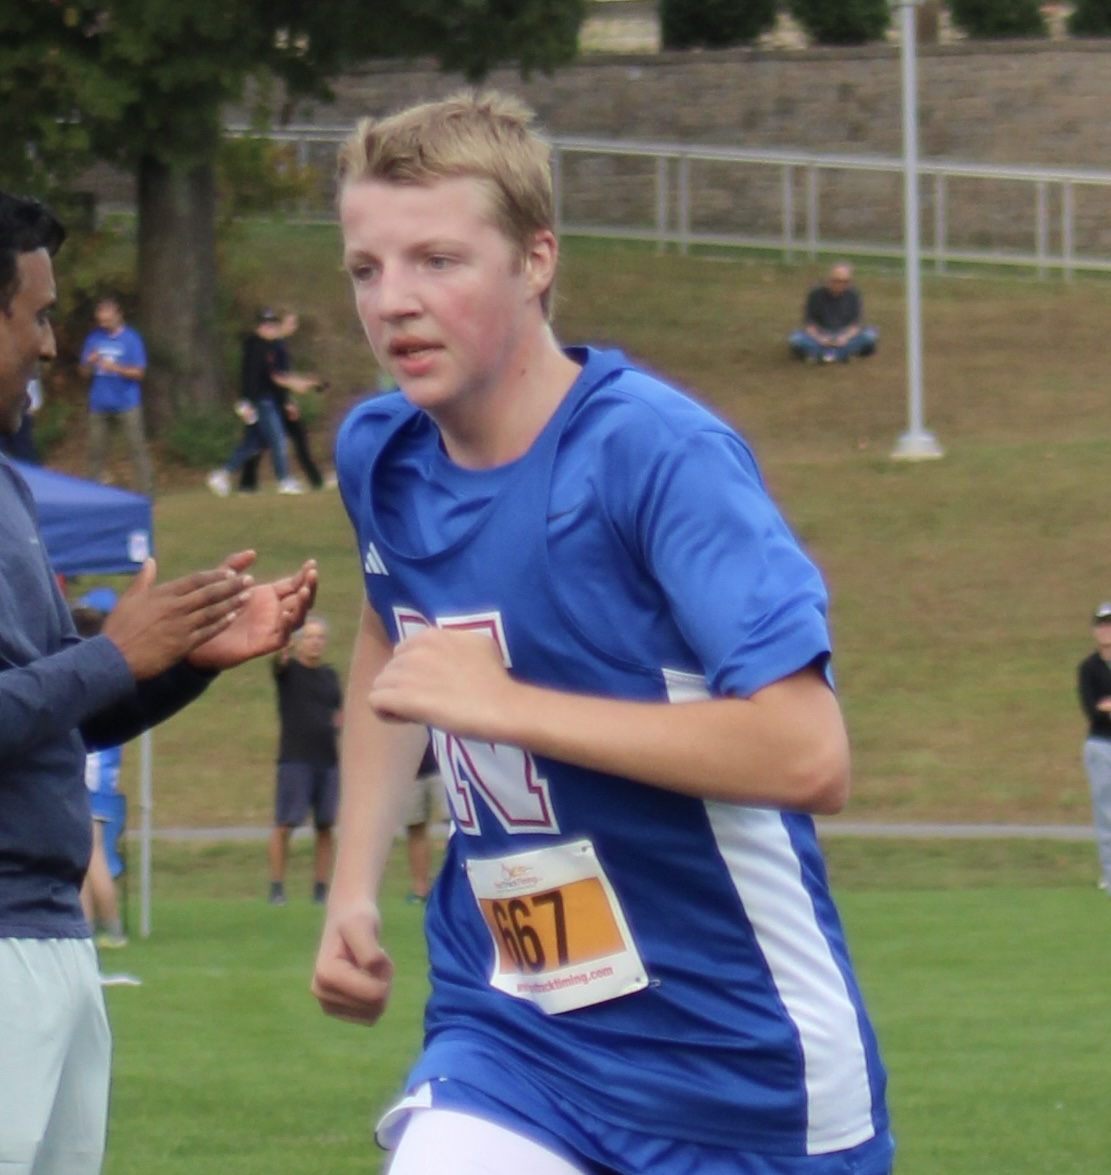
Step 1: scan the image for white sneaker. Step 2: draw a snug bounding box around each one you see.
[323,472,339,491]
[277,478,305,495]
[206,469,230,497]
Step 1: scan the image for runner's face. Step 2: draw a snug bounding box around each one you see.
[340,176,544,416]
[0,250,56,436]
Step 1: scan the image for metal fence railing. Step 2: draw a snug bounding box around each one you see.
[228,123,1111,279]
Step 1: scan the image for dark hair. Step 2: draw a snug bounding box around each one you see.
[0,192,66,312]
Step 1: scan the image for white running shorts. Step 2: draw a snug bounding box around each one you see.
[386,1106,591,1175]
[0,938,111,1175]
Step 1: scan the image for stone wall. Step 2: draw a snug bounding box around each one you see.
[306,40,1111,164]
[89,40,1111,261]
[274,40,1111,258]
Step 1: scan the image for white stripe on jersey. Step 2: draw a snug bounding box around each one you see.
[662,667,876,1155]
[704,803,876,1154]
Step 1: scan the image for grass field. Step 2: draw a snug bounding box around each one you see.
[49,225,1111,1173]
[100,838,1111,1175]
[103,844,428,1175]
[58,224,1111,829]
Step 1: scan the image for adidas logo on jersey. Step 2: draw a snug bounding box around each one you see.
[363,541,389,576]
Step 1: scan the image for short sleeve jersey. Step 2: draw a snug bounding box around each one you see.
[85,745,121,796]
[335,348,890,1173]
[81,325,146,413]
[85,745,122,821]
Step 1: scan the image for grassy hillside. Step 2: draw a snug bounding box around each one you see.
[64,223,1111,828]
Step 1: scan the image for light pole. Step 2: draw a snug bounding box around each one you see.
[891,0,943,460]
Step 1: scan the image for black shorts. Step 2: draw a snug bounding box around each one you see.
[274,761,338,830]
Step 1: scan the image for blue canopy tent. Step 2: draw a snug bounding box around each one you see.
[14,460,152,574]
[16,461,157,936]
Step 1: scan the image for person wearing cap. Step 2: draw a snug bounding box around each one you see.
[79,295,154,496]
[71,590,127,949]
[1077,603,1111,895]
[206,307,321,497]
[1,187,319,1175]
[238,309,332,493]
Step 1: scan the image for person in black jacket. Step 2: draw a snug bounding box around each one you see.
[207,308,325,496]
[1077,602,1111,895]
[238,310,331,493]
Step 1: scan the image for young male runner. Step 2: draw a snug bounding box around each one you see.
[312,92,893,1175]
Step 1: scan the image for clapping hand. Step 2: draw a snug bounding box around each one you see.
[187,553,318,671]
[103,558,252,680]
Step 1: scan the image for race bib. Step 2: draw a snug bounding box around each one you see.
[466,838,648,1015]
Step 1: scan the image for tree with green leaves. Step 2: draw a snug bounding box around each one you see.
[1069,0,1111,35]
[660,0,778,49]
[947,0,1048,38]
[788,0,890,45]
[0,6,106,211]
[0,0,586,427]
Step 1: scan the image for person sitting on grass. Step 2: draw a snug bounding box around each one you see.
[788,262,878,364]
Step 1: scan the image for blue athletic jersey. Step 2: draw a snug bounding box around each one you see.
[336,348,891,1172]
[85,745,121,821]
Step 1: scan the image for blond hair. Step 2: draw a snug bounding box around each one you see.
[337,91,557,313]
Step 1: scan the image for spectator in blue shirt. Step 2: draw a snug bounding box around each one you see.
[80,295,154,496]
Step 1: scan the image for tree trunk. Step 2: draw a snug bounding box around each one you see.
[917,1,941,43]
[136,153,222,432]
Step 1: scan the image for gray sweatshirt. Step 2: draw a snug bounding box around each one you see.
[0,456,213,937]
